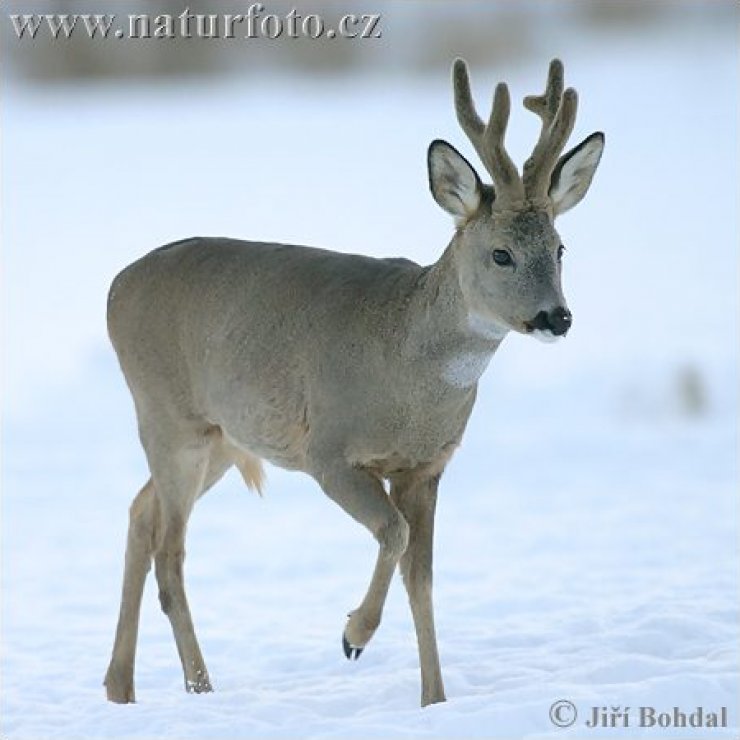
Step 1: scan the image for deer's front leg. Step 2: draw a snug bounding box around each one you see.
[311,461,409,660]
[391,475,446,706]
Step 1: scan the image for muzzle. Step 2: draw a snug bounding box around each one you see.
[525,306,572,336]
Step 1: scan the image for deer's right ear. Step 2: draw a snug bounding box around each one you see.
[428,140,482,219]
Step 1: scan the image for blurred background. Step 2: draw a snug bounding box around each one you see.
[1,2,738,734]
[1,1,733,81]
[2,0,737,430]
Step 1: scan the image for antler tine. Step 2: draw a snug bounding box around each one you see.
[522,59,578,200]
[523,58,564,125]
[453,59,524,202]
[485,83,525,192]
[453,58,485,141]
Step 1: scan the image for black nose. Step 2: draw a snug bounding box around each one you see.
[531,307,572,336]
[548,306,572,335]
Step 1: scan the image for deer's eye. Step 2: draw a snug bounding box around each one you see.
[557,244,566,261]
[492,249,513,267]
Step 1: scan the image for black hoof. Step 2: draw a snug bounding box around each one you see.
[342,633,364,661]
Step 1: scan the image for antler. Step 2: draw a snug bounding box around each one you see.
[453,58,525,206]
[522,59,578,201]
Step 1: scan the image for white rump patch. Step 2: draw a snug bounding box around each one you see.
[443,350,493,388]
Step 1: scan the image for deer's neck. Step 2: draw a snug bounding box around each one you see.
[404,235,507,389]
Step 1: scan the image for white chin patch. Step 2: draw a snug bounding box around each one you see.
[530,329,562,344]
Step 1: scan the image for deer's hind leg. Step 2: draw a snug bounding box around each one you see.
[148,424,235,695]
[104,478,159,703]
[105,422,236,702]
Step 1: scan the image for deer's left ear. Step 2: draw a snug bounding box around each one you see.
[549,132,605,216]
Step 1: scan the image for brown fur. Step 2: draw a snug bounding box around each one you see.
[104,58,603,708]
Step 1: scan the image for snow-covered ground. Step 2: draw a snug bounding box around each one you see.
[2,22,738,740]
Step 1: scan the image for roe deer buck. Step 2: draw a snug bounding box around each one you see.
[104,58,604,707]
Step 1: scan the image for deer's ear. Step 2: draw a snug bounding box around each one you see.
[549,132,604,216]
[428,140,482,219]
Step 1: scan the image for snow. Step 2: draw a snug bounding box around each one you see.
[2,23,738,740]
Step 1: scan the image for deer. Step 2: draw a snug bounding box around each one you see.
[103,58,604,708]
